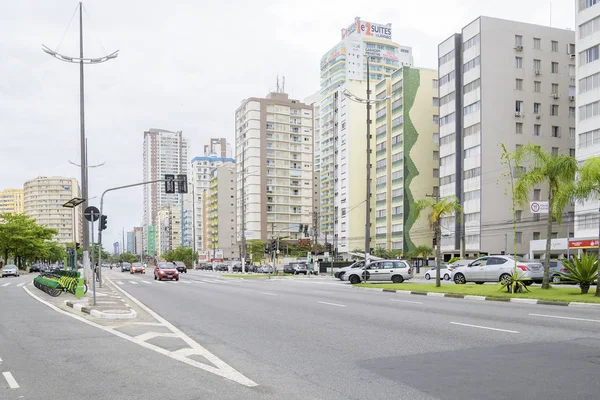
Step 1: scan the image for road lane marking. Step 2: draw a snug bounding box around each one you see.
[133,322,164,326]
[529,313,600,323]
[182,281,192,284]
[390,299,424,304]
[259,292,276,296]
[317,301,346,307]
[0,357,2,363]
[1,283,11,287]
[2,371,19,389]
[116,281,124,285]
[129,281,139,285]
[450,322,519,334]
[17,282,26,287]
[141,281,152,284]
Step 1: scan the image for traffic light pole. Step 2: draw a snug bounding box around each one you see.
[97,179,166,291]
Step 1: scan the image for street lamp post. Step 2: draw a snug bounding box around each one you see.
[43,2,118,283]
[343,49,390,268]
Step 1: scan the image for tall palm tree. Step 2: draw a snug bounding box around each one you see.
[412,197,461,287]
[557,156,600,296]
[514,144,578,289]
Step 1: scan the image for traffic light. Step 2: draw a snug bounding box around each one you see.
[304,224,309,237]
[100,215,108,231]
[270,240,277,253]
[165,174,175,194]
[177,174,188,194]
[75,242,80,250]
[298,224,304,233]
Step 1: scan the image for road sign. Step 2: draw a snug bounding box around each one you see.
[83,206,100,222]
[165,174,175,194]
[529,201,549,214]
[177,174,188,193]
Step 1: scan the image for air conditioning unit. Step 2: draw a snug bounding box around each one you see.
[515,111,523,117]
[535,114,541,119]
[569,95,575,101]
[534,69,541,75]
[570,76,576,82]
[553,93,560,99]
[570,53,575,58]
[514,45,523,51]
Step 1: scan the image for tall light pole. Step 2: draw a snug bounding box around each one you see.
[43,2,118,282]
[343,48,389,265]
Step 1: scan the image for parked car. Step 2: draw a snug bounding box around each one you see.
[232,263,242,272]
[1,264,19,278]
[292,263,308,275]
[451,255,542,285]
[121,262,131,272]
[130,262,145,274]
[29,264,42,272]
[549,259,571,283]
[424,264,454,281]
[154,262,179,281]
[335,261,365,280]
[173,261,187,273]
[283,264,295,274]
[342,260,413,284]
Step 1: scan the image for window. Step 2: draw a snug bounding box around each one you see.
[464,167,481,179]
[570,148,576,157]
[570,127,575,139]
[432,97,439,106]
[580,16,600,38]
[534,124,541,136]
[440,154,455,167]
[533,232,541,240]
[552,147,559,156]
[392,134,402,144]
[377,210,386,218]
[579,100,600,120]
[392,188,402,198]
[551,40,558,52]
[439,50,455,66]
[515,57,523,68]
[439,70,455,86]
[463,56,480,74]
[534,189,541,201]
[464,123,480,137]
[433,115,439,124]
[534,37,541,50]
[534,59,541,70]
[440,133,455,146]
[515,101,524,113]
[551,62,559,73]
[551,104,559,116]
[433,169,439,178]
[433,150,440,161]
[516,232,523,244]
[392,152,402,162]
[463,34,480,50]
[581,45,600,65]
[464,146,480,158]
[440,113,455,126]
[440,175,455,185]
[433,133,439,143]
[552,126,560,138]
[432,79,438,89]
[516,122,523,134]
[464,102,480,115]
[516,210,522,222]
[463,79,481,94]
[464,190,480,201]
[534,81,541,92]
[515,35,523,46]
[552,83,559,94]
[516,79,523,90]
[534,103,541,114]
[440,91,456,106]
[569,107,576,117]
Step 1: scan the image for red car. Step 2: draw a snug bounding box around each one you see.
[154,262,180,281]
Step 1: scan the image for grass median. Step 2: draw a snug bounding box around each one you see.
[354,282,600,304]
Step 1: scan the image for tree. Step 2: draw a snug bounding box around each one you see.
[557,156,600,296]
[412,197,461,287]
[413,245,433,260]
[0,213,58,268]
[118,253,140,264]
[514,144,577,289]
[162,247,197,267]
[247,240,266,263]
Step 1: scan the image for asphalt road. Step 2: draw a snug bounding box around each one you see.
[3,270,600,399]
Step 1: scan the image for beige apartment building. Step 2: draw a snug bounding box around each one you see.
[156,206,181,256]
[235,91,314,242]
[0,188,24,215]
[23,176,82,244]
[207,164,238,260]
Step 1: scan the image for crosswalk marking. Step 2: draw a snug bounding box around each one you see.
[141,281,152,284]
[17,282,26,287]
[1,283,11,287]
[116,281,124,285]
[129,281,139,285]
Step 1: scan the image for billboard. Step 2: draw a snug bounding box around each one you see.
[198,251,208,263]
[341,18,392,40]
[210,249,224,262]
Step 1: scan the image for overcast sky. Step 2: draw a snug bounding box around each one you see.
[0,0,574,248]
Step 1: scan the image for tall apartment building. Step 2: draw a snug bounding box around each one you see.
[0,189,24,214]
[126,231,135,253]
[157,206,181,256]
[235,92,314,242]
[204,138,233,159]
[142,129,188,252]
[207,164,238,260]
[23,176,82,244]
[304,92,322,238]
[374,67,440,253]
[575,0,600,238]
[319,17,413,254]
[133,226,143,255]
[190,153,235,252]
[438,17,576,257]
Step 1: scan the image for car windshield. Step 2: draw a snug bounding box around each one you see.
[505,256,532,262]
[3,265,16,270]
[133,263,142,267]
[159,264,174,269]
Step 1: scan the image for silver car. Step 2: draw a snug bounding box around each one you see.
[452,255,541,284]
[342,260,413,284]
[1,264,19,278]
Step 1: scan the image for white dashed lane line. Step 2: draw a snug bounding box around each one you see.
[1,283,11,287]
[2,371,20,389]
[529,313,600,323]
[390,299,424,305]
[450,321,519,334]
[260,292,277,296]
[317,301,346,308]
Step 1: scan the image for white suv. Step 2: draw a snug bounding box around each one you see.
[452,255,541,284]
[342,260,413,284]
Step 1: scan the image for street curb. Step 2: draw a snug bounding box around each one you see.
[352,286,600,308]
[65,300,137,320]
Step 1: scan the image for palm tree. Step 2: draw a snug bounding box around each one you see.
[412,244,433,269]
[412,197,461,287]
[514,144,578,290]
[557,156,600,296]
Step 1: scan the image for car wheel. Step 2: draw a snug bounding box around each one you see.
[154,274,157,280]
[392,275,404,283]
[523,281,533,286]
[349,275,361,284]
[443,274,450,281]
[552,275,561,283]
[176,277,179,281]
[453,273,466,284]
[499,273,511,284]
[425,273,431,280]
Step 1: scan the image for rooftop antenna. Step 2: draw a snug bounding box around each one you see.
[276,74,280,93]
[282,76,285,93]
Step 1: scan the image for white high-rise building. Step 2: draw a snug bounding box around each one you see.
[319,17,413,254]
[142,129,189,252]
[575,0,600,239]
[23,176,82,244]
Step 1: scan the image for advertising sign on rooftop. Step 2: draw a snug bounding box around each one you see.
[341,17,392,40]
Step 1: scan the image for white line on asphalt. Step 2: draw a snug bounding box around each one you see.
[317,301,346,307]
[529,313,600,323]
[141,281,152,284]
[17,282,26,287]
[1,283,11,287]
[259,292,276,296]
[449,322,519,334]
[2,371,19,389]
[390,299,424,304]
[193,280,206,284]
[133,322,164,326]
[129,281,139,285]
[182,281,192,284]
[116,281,124,285]
[0,357,2,363]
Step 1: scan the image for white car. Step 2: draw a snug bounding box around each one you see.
[342,260,413,284]
[451,255,540,284]
[424,265,453,281]
[335,260,365,280]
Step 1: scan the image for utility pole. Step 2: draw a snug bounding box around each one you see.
[240,145,247,273]
[426,193,442,287]
[270,222,275,279]
[365,55,372,265]
[311,211,318,276]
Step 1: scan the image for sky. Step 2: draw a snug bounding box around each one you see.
[0,0,575,248]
